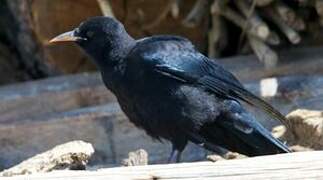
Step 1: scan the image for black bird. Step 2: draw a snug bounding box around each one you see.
[50,16,290,163]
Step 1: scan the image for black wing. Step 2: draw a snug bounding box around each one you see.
[128,36,288,127]
[159,65,288,127]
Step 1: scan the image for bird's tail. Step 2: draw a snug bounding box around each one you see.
[199,100,291,157]
[227,110,292,156]
[251,122,291,155]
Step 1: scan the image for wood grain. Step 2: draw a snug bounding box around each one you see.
[0,73,115,122]
[6,151,323,180]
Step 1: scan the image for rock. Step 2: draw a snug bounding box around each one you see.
[207,152,247,162]
[290,145,314,152]
[271,125,287,139]
[207,154,225,162]
[121,149,148,166]
[273,109,323,150]
[286,109,323,149]
[0,141,94,177]
[224,152,247,160]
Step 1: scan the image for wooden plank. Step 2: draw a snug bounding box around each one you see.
[0,73,115,122]
[6,151,323,180]
[220,46,323,82]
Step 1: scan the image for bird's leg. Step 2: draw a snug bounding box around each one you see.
[168,146,182,163]
[186,132,228,157]
[168,134,187,163]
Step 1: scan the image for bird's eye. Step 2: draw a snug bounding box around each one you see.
[86,31,95,38]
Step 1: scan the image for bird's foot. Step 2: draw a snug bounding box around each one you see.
[167,149,182,163]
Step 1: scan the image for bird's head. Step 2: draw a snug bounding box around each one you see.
[50,16,134,68]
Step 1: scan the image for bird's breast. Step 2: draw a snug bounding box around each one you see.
[115,80,222,140]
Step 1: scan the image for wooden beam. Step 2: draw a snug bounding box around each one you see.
[6,151,323,179]
[0,73,115,122]
[220,46,323,82]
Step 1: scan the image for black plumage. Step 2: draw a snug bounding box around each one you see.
[50,16,291,163]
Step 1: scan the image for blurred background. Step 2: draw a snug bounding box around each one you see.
[1,0,323,84]
[1,0,323,173]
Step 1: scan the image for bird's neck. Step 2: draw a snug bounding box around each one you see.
[99,34,136,93]
[88,34,136,71]
[108,40,135,64]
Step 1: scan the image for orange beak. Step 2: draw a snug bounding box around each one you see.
[49,30,84,43]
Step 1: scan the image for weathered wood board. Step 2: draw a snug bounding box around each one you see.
[0,73,115,122]
[221,46,323,82]
[5,151,323,180]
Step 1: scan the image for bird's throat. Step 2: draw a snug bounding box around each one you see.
[89,35,135,71]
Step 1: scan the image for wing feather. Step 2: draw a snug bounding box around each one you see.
[130,36,288,128]
[154,63,289,128]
